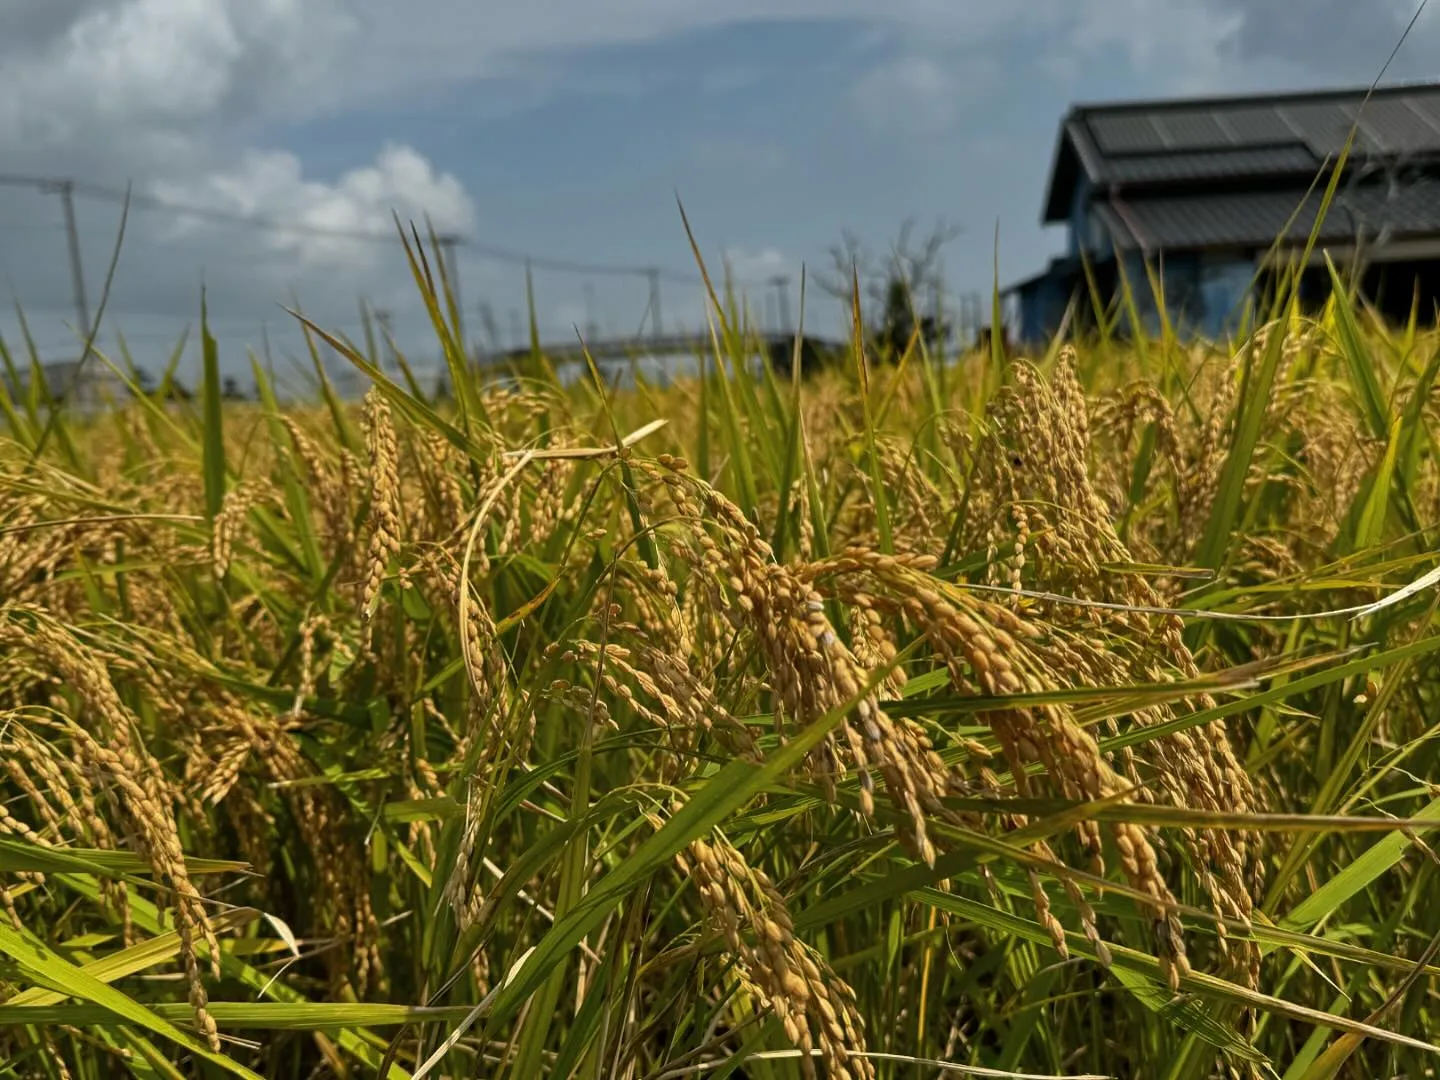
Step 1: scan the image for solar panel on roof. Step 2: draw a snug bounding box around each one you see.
[1281,101,1359,155]
[1088,113,1169,154]
[1104,145,1318,184]
[1219,106,1298,145]
[1151,111,1235,150]
[1349,98,1440,154]
[1401,95,1440,135]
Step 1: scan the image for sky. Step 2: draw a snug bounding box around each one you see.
[0,0,1437,388]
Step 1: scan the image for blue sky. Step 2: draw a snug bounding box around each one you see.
[0,0,1436,384]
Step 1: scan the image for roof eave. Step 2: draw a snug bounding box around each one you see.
[1042,117,1108,223]
[1090,204,1147,255]
[1065,77,1440,121]
[1040,123,1075,224]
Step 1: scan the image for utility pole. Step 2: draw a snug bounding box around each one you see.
[52,181,92,355]
[645,268,663,341]
[5,176,96,369]
[0,176,93,363]
[769,274,792,335]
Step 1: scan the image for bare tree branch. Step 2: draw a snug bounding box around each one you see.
[813,217,964,356]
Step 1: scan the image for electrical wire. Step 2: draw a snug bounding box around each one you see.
[0,172,767,287]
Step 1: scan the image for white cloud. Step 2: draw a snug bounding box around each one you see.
[723,247,791,282]
[0,1,358,155]
[58,0,241,119]
[2,0,1435,371]
[150,144,475,271]
[6,1,1434,157]
[1213,0,1426,73]
[0,1,990,149]
[4,1,1280,148]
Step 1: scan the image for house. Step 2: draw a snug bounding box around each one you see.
[1007,80,1440,344]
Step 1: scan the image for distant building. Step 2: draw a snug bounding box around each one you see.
[1007,80,1440,344]
[1,359,128,411]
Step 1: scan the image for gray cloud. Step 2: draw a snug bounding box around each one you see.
[1,0,1427,377]
[1214,0,1434,77]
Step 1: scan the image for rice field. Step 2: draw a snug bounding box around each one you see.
[3,229,1440,1080]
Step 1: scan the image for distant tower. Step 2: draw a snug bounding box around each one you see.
[646,268,663,339]
[769,275,792,334]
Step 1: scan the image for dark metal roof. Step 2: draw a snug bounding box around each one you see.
[1079,142,1322,185]
[1043,80,1440,222]
[1090,175,1440,252]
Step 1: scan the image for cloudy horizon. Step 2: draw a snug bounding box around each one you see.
[1,0,1436,383]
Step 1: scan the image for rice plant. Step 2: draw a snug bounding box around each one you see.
[2,224,1440,1080]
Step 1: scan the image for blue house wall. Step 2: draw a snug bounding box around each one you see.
[1018,274,1071,343]
[1195,255,1257,339]
[1008,178,1103,345]
[1116,250,1255,340]
[1015,242,1255,344]
[1120,250,1163,334]
[1014,171,1259,345]
[1067,178,1093,257]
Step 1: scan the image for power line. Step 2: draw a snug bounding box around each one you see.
[2,171,792,354]
[0,172,767,288]
[2,302,523,356]
[0,176,94,369]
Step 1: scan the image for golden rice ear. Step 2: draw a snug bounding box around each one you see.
[0,615,223,1050]
[684,831,876,1080]
[360,387,402,628]
[13,262,1440,1079]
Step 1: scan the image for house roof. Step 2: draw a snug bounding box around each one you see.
[1042,80,1440,223]
[1002,255,1086,297]
[1091,174,1440,252]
